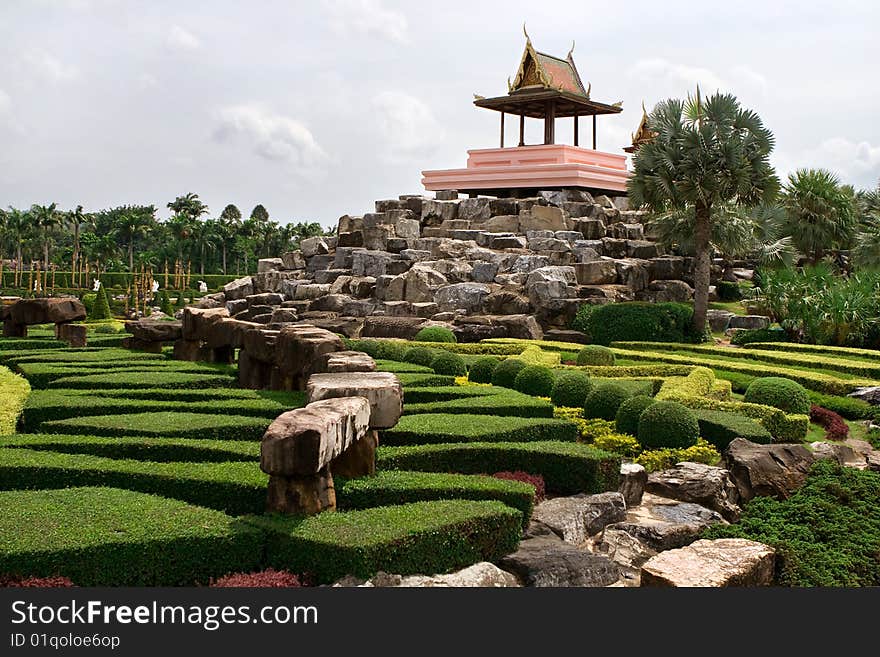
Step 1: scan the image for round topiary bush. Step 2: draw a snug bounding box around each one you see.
[614,395,655,437]
[637,400,700,449]
[550,371,594,408]
[491,358,528,389]
[513,365,555,397]
[583,383,630,420]
[469,356,500,384]
[576,345,616,366]
[414,326,457,343]
[743,377,811,415]
[430,351,467,376]
[403,346,437,368]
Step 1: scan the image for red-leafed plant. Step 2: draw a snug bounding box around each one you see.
[810,405,849,442]
[210,569,308,588]
[492,471,546,502]
[0,574,75,588]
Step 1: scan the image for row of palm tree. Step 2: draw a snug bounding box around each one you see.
[0,195,327,288]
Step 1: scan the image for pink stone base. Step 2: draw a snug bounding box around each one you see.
[422,145,629,194]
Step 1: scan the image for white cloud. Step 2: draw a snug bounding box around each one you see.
[322,0,409,44]
[371,91,443,163]
[138,73,160,90]
[780,137,880,188]
[629,58,727,94]
[213,104,328,174]
[21,50,79,83]
[0,89,10,114]
[167,24,201,51]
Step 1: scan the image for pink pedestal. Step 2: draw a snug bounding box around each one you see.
[422,145,629,195]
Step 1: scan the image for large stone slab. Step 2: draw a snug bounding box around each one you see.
[640,538,775,587]
[498,536,619,587]
[724,438,815,503]
[605,493,724,552]
[9,298,86,325]
[124,319,182,342]
[647,462,741,522]
[531,492,627,543]
[307,372,403,429]
[223,276,254,300]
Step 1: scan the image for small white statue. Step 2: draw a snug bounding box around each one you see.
[92,279,101,292]
[151,280,160,293]
[198,280,208,293]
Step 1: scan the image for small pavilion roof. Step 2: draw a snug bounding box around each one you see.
[474,31,622,119]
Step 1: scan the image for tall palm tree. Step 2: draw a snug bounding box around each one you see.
[166,214,194,268]
[31,203,61,271]
[167,193,209,222]
[191,219,220,275]
[778,169,856,264]
[216,214,240,275]
[5,207,31,287]
[65,205,93,287]
[114,208,154,272]
[628,91,778,334]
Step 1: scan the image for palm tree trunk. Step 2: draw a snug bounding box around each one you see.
[222,245,227,275]
[43,241,49,272]
[16,244,22,288]
[692,204,712,336]
[73,224,80,288]
[129,242,134,272]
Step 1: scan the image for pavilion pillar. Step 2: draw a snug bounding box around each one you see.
[574,114,579,147]
[500,111,505,148]
[518,113,525,147]
[544,100,556,145]
[592,115,597,150]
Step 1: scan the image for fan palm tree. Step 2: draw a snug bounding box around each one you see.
[167,193,209,222]
[628,91,779,334]
[778,169,857,264]
[30,203,61,271]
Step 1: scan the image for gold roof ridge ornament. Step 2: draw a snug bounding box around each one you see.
[625,100,658,153]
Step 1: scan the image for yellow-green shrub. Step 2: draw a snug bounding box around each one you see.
[593,433,641,458]
[0,366,30,434]
[634,439,721,472]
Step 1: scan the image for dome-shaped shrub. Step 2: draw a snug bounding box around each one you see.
[550,371,594,408]
[513,365,555,397]
[414,326,457,343]
[370,340,408,363]
[576,345,616,366]
[469,356,500,384]
[491,358,528,389]
[403,346,437,368]
[430,351,466,376]
[744,377,810,415]
[615,394,655,437]
[583,383,630,420]
[637,400,700,449]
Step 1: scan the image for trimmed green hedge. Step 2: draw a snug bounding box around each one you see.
[40,411,270,440]
[381,413,578,446]
[41,386,303,404]
[575,302,697,345]
[336,471,535,527]
[694,409,773,450]
[655,367,716,400]
[610,347,874,395]
[0,448,267,515]
[616,341,880,379]
[395,373,457,387]
[807,391,875,421]
[0,338,66,351]
[402,387,554,418]
[377,440,621,495]
[3,348,165,366]
[744,341,880,361]
[1,366,30,435]
[663,395,809,443]
[744,377,811,415]
[637,400,700,449]
[402,347,439,368]
[0,434,260,462]
[47,371,236,389]
[21,391,293,431]
[15,361,230,388]
[248,500,522,584]
[0,487,263,586]
[704,461,880,586]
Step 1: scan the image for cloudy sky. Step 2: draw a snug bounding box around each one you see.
[1,0,878,228]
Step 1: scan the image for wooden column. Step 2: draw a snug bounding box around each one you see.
[592,115,597,150]
[500,111,505,148]
[518,113,525,147]
[544,101,556,145]
[574,114,579,147]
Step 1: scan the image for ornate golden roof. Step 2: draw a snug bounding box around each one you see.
[509,26,589,97]
[624,102,658,153]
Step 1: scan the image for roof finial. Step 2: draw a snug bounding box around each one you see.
[523,22,530,42]
[567,40,575,58]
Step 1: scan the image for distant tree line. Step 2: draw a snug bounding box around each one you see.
[0,194,329,288]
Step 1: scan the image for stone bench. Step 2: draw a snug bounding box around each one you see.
[3,298,87,345]
[260,397,373,515]
[123,319,183,353]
